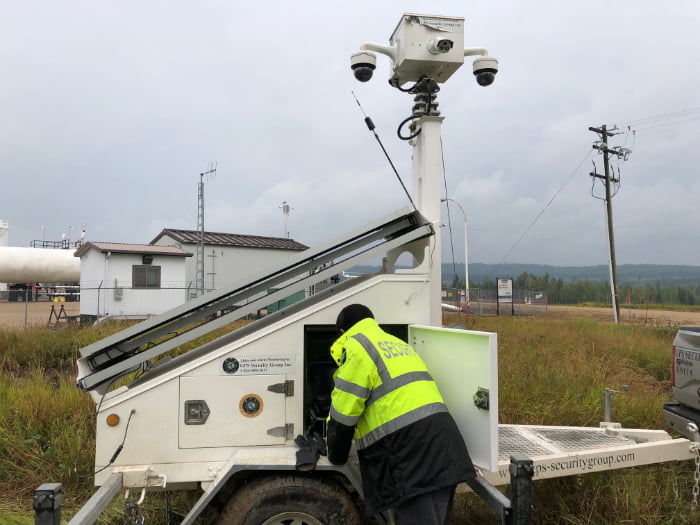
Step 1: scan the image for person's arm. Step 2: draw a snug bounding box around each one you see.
[326,340,373,464]
[326,417,355,464]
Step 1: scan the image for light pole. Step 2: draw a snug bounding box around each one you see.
[442,198,470,309]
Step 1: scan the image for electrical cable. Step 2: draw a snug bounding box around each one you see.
[440,137,460,287]
[396,76,440,141]
[615,107,700,127]
[493,149,594,269]
[632,115,700,132]
[73,372,137,479]
[74,409,136,479]
[397,114,423,140]
[351,92,416,210]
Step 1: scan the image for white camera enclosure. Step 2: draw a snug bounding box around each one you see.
[389,14,465,86]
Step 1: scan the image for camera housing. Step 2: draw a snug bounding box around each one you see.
[472,56,499,87]
[350,51,377,82]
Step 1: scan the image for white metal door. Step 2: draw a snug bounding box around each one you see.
[409,325,498,472]
[178,374,287,448]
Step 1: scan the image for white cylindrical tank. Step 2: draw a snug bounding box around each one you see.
[0,247,80,283]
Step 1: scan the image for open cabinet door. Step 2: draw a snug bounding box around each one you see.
[409,325,498,472]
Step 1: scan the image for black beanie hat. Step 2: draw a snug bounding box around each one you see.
[336,304,374,332]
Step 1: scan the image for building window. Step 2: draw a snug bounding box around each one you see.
[133,265,161,289]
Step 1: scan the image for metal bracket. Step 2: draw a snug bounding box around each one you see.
[268,380,294,397]
[267,423,294,440]
[473,387,489,410]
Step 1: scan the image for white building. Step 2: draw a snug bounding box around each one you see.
[74,242,192,321]
[150,229,308,297]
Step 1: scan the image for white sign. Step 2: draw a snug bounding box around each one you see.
[497,278,513,303]
[417,16,464,32]
[221,355,295,375]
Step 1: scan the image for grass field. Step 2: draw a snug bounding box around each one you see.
[0,310,697,524]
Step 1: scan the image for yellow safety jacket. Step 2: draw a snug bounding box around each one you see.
[329,318,448,450]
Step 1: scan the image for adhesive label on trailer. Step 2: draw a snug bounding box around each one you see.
[239,393,263,418]
[221,355,295,375]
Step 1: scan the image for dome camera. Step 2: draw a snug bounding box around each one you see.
[472,56,498,87]
[351,51,377,82]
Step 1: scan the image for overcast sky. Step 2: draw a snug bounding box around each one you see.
[1,1,698,266]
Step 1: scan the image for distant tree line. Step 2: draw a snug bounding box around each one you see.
[353,263,700,306]
[465,272,700,306]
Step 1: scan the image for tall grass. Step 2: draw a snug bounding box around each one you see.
[444,313,694,525]
[0,314,696,524]
[0,323,138,524]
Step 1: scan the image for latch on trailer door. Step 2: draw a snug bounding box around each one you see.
[268,380,294,397]
[184,400,210,425]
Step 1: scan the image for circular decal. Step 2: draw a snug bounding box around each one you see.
[222,357,240,374]
[239,394,263,418]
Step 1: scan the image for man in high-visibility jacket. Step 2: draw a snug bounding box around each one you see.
[326,304,476,524]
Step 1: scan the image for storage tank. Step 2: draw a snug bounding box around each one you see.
[0,246,80,283]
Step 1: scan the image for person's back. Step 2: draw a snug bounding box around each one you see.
[326,304,475,524]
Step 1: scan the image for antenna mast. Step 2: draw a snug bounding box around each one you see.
[196,162,217,297]
[280,201,292,238]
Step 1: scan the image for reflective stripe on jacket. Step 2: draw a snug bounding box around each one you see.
[329,318,448,450]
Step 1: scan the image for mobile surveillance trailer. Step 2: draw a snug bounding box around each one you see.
[64,13,695,525]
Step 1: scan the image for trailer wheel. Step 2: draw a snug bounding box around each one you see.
[218,474,362,525]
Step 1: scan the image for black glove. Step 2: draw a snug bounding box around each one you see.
[294,432,326,471]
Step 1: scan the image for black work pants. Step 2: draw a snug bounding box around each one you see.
[396,485,456,525]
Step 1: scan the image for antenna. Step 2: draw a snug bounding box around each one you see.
[279,201,293,238]
[196,162,217,297]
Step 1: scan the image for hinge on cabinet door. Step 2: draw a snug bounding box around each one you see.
[268,380,294,397]
[267,423,294,440]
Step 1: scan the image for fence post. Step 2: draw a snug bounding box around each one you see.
[33,483,64,525]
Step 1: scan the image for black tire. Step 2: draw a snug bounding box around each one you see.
[218,474,362,525]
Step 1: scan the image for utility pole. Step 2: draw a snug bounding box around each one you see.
[196,162,217,297]
[589,125,625,323]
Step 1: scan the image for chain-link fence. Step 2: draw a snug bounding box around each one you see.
[443,287,548,316]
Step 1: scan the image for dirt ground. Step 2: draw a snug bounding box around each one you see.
[0,300,81,329]
[547,304,700,327]
[1,300,699,330]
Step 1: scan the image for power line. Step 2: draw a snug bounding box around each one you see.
[495,148,593,267]
[633,115,700,132]
[614,107,700,128]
